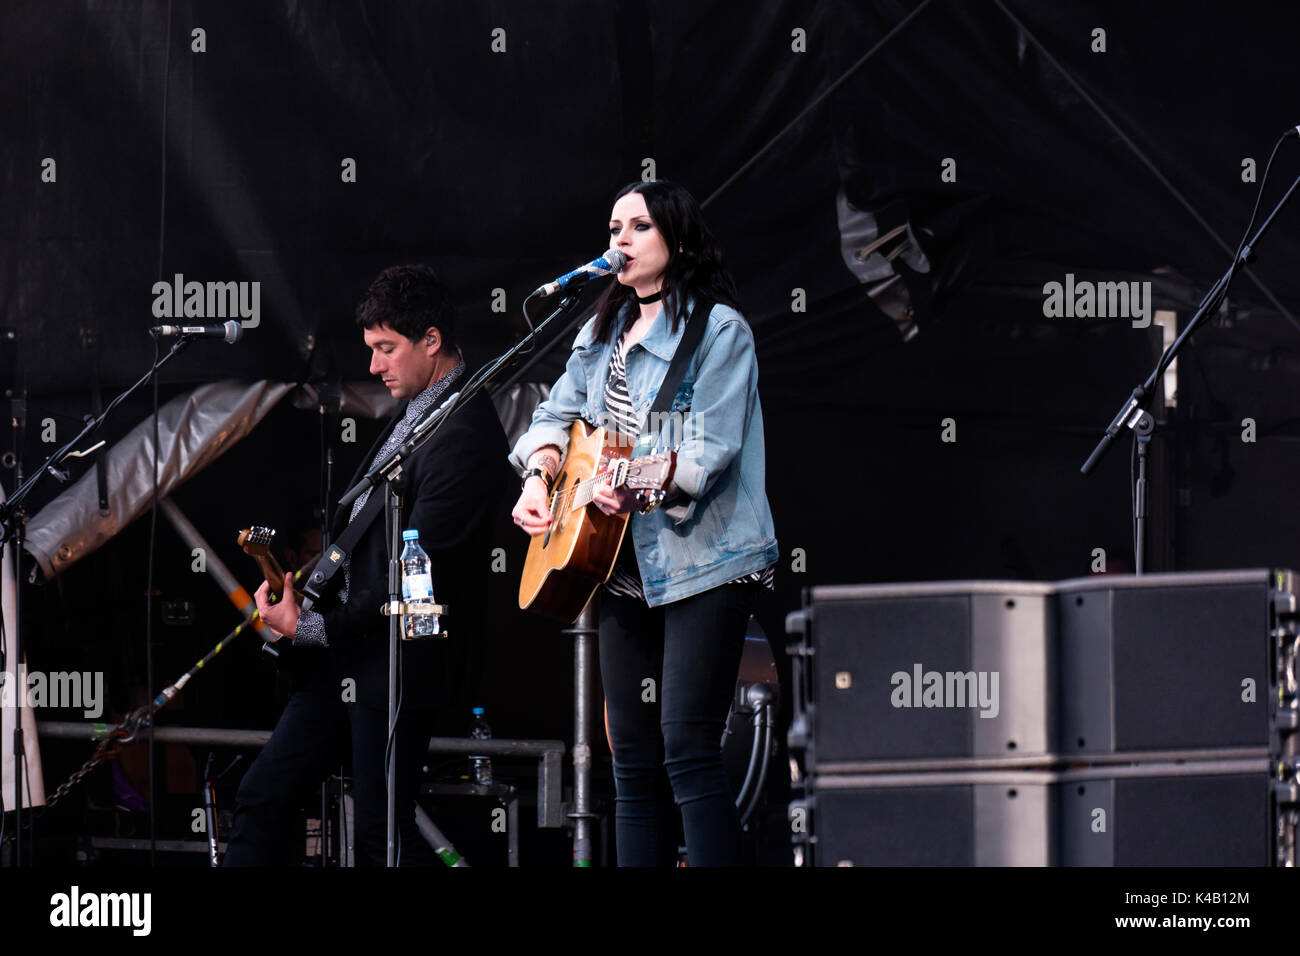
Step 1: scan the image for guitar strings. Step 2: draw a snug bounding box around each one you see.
[548,451,669,514]
[550,469,617,514]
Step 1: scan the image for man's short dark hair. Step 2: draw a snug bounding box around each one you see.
[355,264,457,349]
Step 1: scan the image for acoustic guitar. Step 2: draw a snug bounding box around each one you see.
[518,420,676,623]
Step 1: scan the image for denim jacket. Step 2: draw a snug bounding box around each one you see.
[510,299,779,606]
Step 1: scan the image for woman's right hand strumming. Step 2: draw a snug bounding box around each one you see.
[512,477,552,536]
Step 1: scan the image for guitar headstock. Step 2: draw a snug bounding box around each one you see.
[237,526,289,601]
[238,525,277,558]
[623,450,677,492]
[236,528,295,624]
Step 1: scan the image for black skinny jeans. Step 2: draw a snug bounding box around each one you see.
[599,581,755,866]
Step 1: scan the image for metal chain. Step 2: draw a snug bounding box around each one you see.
[43,705,153,809]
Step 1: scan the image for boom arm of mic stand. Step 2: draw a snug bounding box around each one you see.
[1080,389,1145,476]
[0,333,192,865]
[0,337,194,530]
[311,290,592,612]
[490,283,608,400]
[1080,169,1300,476]
[335,289,589,513]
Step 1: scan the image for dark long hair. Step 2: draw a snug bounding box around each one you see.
[590,180,742,344]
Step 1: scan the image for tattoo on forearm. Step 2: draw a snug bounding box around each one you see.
[535,453,559,476]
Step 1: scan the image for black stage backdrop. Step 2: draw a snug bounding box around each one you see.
[4,0,1300,863]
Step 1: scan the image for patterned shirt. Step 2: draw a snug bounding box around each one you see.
[601,327,774,602]
[295,358,466,646]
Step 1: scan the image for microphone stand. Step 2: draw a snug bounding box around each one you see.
[327,284,597,867]
[1080,170,1300,573]
[0,334,196,864]
[488,283,607,400]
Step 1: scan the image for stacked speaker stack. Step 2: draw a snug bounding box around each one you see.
[786,569,1299,866]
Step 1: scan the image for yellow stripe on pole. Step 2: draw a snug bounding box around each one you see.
[227,585,265,630]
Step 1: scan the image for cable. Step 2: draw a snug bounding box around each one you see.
[145,0,173,867]
[1233,133,1290,265]
[1130,427,1138,565]
[1156,129,1292,380]
[145,336,160,866]
[385,644,404,866]
[520,290,540,336]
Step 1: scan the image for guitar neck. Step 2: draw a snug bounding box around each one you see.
[253,553,287,599]
[565,475,606,512]
[238,529,289,599]
[557,448,676,513]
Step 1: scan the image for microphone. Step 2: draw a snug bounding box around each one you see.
[149,321,243,344]
[532,250,628,297]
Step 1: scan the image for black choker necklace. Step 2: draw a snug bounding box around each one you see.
[635,290,663,305]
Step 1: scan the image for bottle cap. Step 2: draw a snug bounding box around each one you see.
[402,529,419,541]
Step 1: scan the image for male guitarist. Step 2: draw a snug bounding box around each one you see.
[224,264,509,866]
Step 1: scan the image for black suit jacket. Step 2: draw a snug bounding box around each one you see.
[314,385,510,712]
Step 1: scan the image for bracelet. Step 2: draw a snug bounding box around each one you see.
[521,467,554,493]
[636,490,661,515]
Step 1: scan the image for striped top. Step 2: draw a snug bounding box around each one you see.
[601,327,774,602]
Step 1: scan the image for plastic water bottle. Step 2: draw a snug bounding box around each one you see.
[469,707,493,785]
[400,529,438,638]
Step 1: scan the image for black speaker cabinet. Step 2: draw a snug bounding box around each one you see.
[1057,759,1270,866]
[797,771,1054,866]
[787,582,1056,769]
[1056,570,1273,755]
[790,570,1282,767]
[787,570,1293,866]
[798,761,1269,867]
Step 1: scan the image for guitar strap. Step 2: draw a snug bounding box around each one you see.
[299,486,386,611]
[633,297,713,455]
